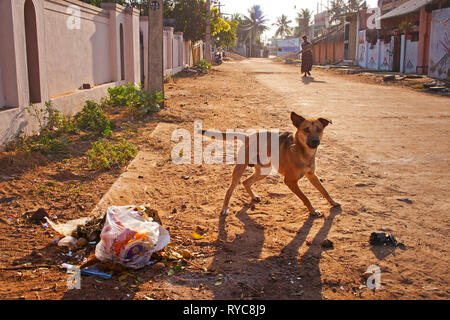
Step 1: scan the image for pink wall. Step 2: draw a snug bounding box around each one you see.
[0,0,141,145]
[140,19,190,79]
[44,0,112,97]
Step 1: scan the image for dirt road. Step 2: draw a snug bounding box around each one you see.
[1,58,448,300]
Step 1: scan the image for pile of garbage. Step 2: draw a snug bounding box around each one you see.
[46,205,170,271]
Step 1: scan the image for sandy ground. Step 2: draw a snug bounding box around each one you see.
[0,58,448,300]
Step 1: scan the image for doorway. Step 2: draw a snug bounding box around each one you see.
[119,24,125,81]
[24,0,41,103]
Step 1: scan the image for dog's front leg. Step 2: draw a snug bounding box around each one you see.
[284,177,321,216]
[221,164,247,216]
[305,171,340,207]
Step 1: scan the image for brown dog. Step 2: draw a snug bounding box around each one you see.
[202,112,340,216]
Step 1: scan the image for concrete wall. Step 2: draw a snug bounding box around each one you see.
[140,19,190,79]
[0,0,195,145]
[428,7,450,80]
[0,0,141,145]
[44,0,112,97]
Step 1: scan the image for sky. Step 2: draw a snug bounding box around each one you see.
[219,0,379,41]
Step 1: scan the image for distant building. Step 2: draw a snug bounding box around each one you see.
[276,38,300,56]
[307,0,449,80]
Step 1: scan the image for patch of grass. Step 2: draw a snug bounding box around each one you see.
[68,184,85,199]
[74,100,112,136]
[106,82,162,117]
[195,60,212,71]
[86,138,138,171]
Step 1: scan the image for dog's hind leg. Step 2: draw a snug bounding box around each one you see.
[221,164,247,216]
[305,171,340,207]
[243,165,268,204]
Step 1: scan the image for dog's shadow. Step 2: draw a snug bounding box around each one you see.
[207,204,341,299]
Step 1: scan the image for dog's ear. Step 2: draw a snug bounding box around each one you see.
[318,118,332,128]
[291,112,305,128]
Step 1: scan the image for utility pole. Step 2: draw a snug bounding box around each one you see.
[205,0,212,63]
[213,1,224,16]
[147,0,164,99]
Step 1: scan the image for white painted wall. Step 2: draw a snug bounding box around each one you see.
[404,40,418,74]
[428,7,450,80]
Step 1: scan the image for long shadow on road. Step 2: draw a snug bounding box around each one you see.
[207,204,341,299]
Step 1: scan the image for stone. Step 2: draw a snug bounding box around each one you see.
[153,262,166,270]
[321,239,334,249]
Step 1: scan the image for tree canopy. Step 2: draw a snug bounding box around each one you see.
[273,14,292,39]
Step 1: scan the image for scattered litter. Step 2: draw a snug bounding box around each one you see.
[45,217,91,237]
[75,215,106,242]
[369,232,404,248]
[42,222,48,229]
[80,265,113,279]
[61,263,75,270]
[191,231,206,240]
[95,205,170,269]
[58,236,78,250]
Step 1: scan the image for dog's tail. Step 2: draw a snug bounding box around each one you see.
[199,129,247,141]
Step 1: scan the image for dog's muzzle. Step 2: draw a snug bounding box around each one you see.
[307,137,320,149]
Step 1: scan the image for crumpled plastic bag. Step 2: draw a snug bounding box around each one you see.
[95,205,170,269]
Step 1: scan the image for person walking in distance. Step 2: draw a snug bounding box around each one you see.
[299,35,313,77]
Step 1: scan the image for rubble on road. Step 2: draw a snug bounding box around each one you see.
[369,232,405,248]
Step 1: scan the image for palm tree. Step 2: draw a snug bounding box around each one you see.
[273,14,292,39]
[329,0,348,25]
[240,5,269,57]
[295,8,312,38]
[347,0,367,12]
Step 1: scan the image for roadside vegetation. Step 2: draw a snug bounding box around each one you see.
[194,60,212,71]
[3,83,162,171]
